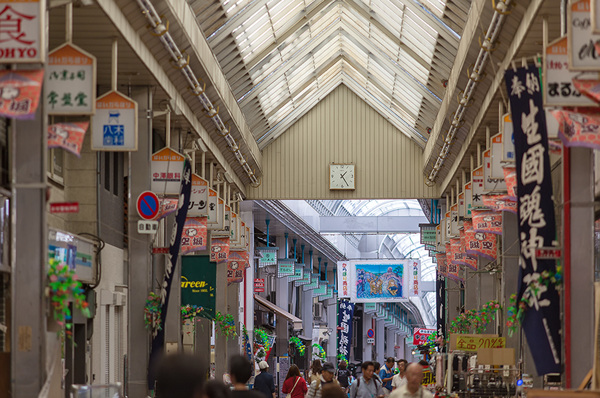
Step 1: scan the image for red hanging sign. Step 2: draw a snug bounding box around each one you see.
[435,252,448,277]
[181,217,207,255]
[465,226,497,260]
[459,223,477,270]
[502,166,517,200]
[552,109,600,150]
[227,250,247,285]
[446,243,462,281]
[0,70,44,119]
[157,198,178,220]
[572,79,600,104]
[483,194,517,214]
[47,122,88,157]
[210,236,230,262]
[472,210,503,235]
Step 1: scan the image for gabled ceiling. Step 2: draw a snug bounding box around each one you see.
[188,0,469,149]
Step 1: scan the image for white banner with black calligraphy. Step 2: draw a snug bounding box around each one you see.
[504,65,561,375]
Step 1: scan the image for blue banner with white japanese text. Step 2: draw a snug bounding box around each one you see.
[504,65,561,375]
[337,300,355,362]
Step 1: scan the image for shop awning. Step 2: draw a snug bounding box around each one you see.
[254,295,303,331]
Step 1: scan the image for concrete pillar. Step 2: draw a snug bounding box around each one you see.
[386,329,395,358]
[327,301,337,362]
[446,279,460,326]
[464,268,478,312]
[375,319,385,363]
[302,289,314,339]
[241,205,255,348]
[11,85,48,397]
[363,313,373,360]
[569,148,595,387]
[215,245,229,379]
[396,336,405,360]
[275,236,290,357]
[126,86,154,398]
[227,284,240,355]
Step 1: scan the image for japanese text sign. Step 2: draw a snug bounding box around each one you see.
[188,174,208,217]
[277,259,295,278]
[449,334,505,352]
[0,0,45,63]
[484,149,506,192]
[471,166,485,208]
[92,90,138,151]
[207,188,218,225]
[413,328,435,346]
[420,224,437,245]
[46,43,96,115]
[410,260,420,296]
[258,247,278,267]
[210,236,229,262]
[505,65,561,375]
[464,182,473,217]
[0,69,43,119]
[227,250,246,285]
[151,147,185,195]
[180,217,207,255]
[338,300,355,361]
[337,261,350,297]
[181,256,215,320]
[47,122,88,157]
[544,36,596,107]
[254,278,265,293]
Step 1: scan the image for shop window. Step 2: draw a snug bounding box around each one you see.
[47,147,64,186]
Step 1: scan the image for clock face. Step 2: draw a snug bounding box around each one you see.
[330,164,355,190]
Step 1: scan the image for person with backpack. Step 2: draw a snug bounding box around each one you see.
[349,361,384,398]
[337,361,351,394]
[281,364,308,398]
[306,362,340,398]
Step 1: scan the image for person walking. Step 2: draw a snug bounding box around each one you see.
[349,361,384,398]
[306,362,340,398]
[309,359,323,384]
[336,361,352,394]
[379,358,395,397]
[388,364,433,398]
[391,360,407,391]
[282,365,308,398]
[253,361,276,398]
[229,356,266,398]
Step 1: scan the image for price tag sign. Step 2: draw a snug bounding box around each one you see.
[450,334,506,352]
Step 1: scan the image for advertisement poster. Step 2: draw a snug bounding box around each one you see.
[210,236,230,262]
[180,217,207,254]
[0,69,43,119]
[337,260,414,302]
[47,122,88,157]
[181,255,215,319]
[227,250,247,285]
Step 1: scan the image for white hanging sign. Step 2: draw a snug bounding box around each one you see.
[490,133,505,180]
[92,91,138,151]
[207,188,218,225]
[544,36,597,107]
[471,166,485,208]
[46,43,96,115]
[458,191,465,219]
[445,211,451,241]
[593,0,600,33]
[150,147,184,195]
[464,182,473,218]
[450,204,459,237]
[188,173,208,217]
[502,113,515,162]
[483,149,506,192]
[568,0,600,71]
[0,0,45,63]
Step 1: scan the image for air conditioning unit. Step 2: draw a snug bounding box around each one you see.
[313,303,324,319]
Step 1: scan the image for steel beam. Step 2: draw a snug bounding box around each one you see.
[319,216,429,233]
[438,0,545,194]
[96,0,249,196]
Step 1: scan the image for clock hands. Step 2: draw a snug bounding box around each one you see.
[339,172,348,186]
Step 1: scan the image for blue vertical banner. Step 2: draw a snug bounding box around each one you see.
[504,65,561,375]
[147,157,192,389]
[337,300,355,361]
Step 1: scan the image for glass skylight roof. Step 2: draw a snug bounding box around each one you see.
[198,0,467,148]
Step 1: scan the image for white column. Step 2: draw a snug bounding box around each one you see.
[326,301,337,361]
[385,329,395,359]
[363,313,373,360]
[375,319,385,363]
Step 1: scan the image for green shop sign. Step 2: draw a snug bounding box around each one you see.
[258,247,278,267]
[181,255,216,319]
[277,259,295,277]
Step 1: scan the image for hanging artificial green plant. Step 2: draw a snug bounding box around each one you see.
[506,265,562,336]
[289,336,306,356]
[312,343,326,360]
[144,292,162,333]
[215,311,237,339]
[181,305,204,324]
[47,259,91,339]
[337,353,348,363]
[448,300,501,334]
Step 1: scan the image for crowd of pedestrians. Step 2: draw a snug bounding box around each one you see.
[153,353,431,398]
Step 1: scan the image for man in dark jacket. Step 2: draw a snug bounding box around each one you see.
[253,361,276,398]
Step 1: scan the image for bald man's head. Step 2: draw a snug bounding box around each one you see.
[405,363,424,393]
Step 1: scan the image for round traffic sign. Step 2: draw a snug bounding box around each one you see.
[137,191,160,220]
[367,329,375,338]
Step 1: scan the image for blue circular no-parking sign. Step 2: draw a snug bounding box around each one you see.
[137,191,160,220]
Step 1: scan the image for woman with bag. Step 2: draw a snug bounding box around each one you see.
[282,365,308,398]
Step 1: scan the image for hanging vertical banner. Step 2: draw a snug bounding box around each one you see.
[0,69,43,119]
[210,236,230,262]
[464,182,473,218]
[277,259,295,278]
[227,250,246,285]
[459,223,478,270]
[181,217,207,254]
[338,300,355,361]
[445,211,452,239]
[472,210,503,235]
[337,261,351,297]
[505,65,561,375]
[471,166,485,208]
[148,157,191,389]
[436,272,446,339]
[552,109,600,150]
[503,113,516,162]
[188,174,208,217]
[568,0,600,71]
[503,166,517,200]
[410,260,420,296]
[46,43,96,115]
[0,0,45,63]
[47,122,88,157]
[92,91,138,151]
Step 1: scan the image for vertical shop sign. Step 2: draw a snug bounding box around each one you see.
[289,264,303,282]
[47,122,88,157]
[180,217,207,254]
[450,204,459,237]
[150,147,185,195]
[464,182,473,218]
[484,149,506,192]
[502,114,516,162]
[491,133,506,179]
[46,43,96,115]
[337,261,350,297]
[148,158,191,389]
[411,260,420,296]
[181,256,216,319]
[436,272,446,338]
[471,166,485,209]
[505,64,561,375]
[0,0,45,63]
[92,91,138,151]
[207,188,218,225]
[458,192,465,219]
[227,250,246,285]
[544,36,595,107]
[569,0,600,71]
[188,174,208,217]
[0,69,43,119]
[338,300,354,361]
[210,236,230,262]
